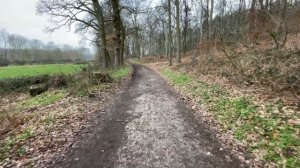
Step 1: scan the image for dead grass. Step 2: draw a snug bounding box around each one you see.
[161,37,300,105]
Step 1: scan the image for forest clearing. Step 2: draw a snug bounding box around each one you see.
[0,0,300,168]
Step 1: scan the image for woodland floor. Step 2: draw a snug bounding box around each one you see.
[52,64,246,168]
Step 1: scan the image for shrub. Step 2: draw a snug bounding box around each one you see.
[0,75,51,94]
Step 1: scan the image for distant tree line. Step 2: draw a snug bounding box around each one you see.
[0,29,92,66]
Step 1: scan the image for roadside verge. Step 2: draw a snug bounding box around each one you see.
[146,63,300,168]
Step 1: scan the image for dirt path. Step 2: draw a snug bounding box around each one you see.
[54,64,245,168]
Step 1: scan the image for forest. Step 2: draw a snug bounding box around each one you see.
[36,0,300,97]
[0,0,299,167]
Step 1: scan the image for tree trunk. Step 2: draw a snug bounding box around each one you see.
[92,0,111,69]
[206,0,209,40]
[175,0,181,63]
[110,0,122,68]
[199,0,203,40]
[183,0,189,54]
[120,23,126,65]
[249,0,257,33]
[209,0,214,40]
[168,0,172,66]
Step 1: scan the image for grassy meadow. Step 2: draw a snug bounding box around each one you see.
[0,64,86,79]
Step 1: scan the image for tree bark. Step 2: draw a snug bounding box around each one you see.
[175,0,181,63]
[168,0,172,66]
[250,0,257,32]
[209,0,214,40]
[92,0,111,69]
[110,0,123,68]
[183,0,189,54]
[120,24,126,65]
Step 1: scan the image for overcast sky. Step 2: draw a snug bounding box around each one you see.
[0,0,83,47]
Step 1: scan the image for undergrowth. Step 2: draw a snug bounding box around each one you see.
[0,128,34,161]
[0,65,132,165]
[108,66,130,80]
[68,65,130,96]
[161,68,300,167]
[21,90,67,108]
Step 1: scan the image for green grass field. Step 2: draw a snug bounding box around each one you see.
[0,64,86,79]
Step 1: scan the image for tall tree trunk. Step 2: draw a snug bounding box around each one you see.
[168,0,172,66]
[250,0,257,32]
[133,14,140,57]
[183,0,189,54]
[92,0,111,69]
[110,0,122,68]
[209,0,214,40]
[259,0,265,10]
[175,0,181,63]
[199,0,203,40]
[120,23,126,65]
[4,40,7,61]
[206,0,209,40]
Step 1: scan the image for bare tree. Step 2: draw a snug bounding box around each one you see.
[167,0,172,66]
[37,0,111,68]
[0,29,8,62]
[110,0,124,68]
[175,0,181,63]
[209,0,214,39]
[182,0,191,54]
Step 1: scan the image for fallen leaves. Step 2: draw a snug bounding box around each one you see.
[0,80,124,167]
[149,64,300,168]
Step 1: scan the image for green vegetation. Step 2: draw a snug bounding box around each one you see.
[161,69,191,85]
[21,90,67,108]
[108,66,131,80]
[0,64,85,79]
[0,64,132,165]
[0,91,67,120]
[68,66,130,97]
[161,68,300,167]
[0,75,51,94]
[0,128,34,161]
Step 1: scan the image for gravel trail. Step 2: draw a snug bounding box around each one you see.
[55,64,244,168]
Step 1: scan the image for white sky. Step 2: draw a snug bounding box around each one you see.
[0,0,83,47]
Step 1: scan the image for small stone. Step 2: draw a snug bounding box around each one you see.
[206,152,212,156]
[225,155,233,162]
[238,155,245,162]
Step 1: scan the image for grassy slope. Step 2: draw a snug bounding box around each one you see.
[161,68,300,168]
[0,64,85,79]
